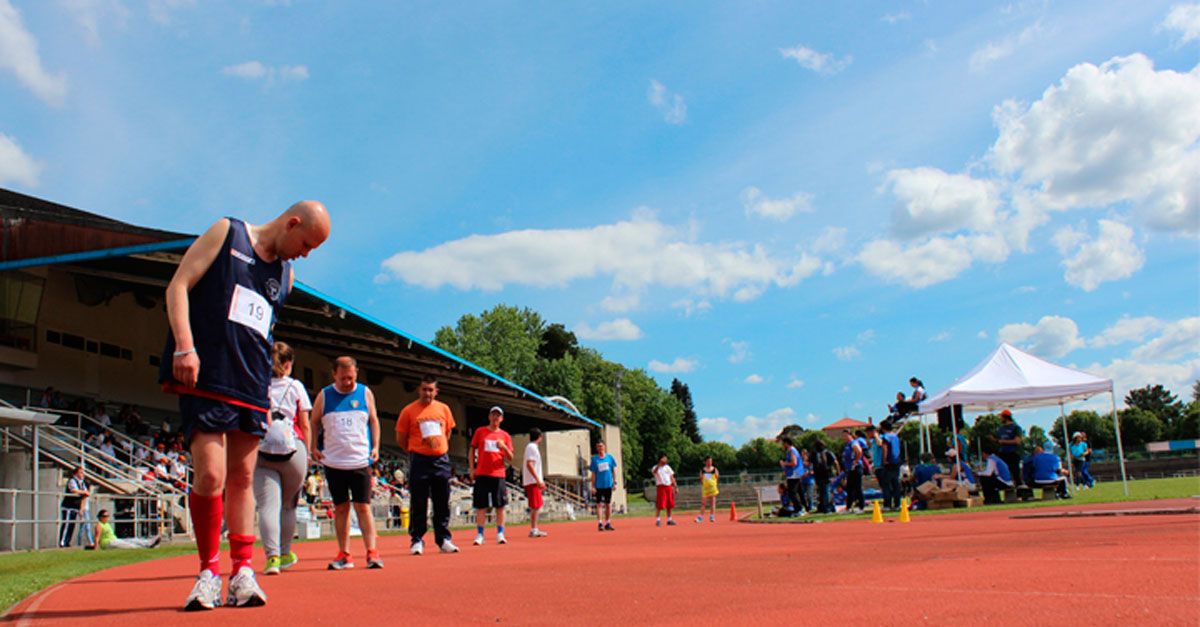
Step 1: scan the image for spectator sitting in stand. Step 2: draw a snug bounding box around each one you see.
[1029,445,1071,499]
[939,449,976,489]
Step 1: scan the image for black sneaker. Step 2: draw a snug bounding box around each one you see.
[603,522,615,531]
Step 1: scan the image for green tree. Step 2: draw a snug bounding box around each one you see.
[968,413,1003,448]
[1174,402,1199,440]
[1050,410,1115,449]
[432,305,544,383]
[1125,384,1184,437]
[794,429,840,458]
[737,437,785,471]
[538,323,578,360]
[1116,408,1163,447]
[1192,379,1200,403]
[670,379,701,444]
[680,440,738,474]
[1025,425,1049,454]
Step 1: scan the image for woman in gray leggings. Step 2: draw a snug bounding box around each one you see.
[253,342,312,575]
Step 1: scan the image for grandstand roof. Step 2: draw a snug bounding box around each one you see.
[0,187,600,430]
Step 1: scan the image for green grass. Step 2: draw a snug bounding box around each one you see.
[0,544,195,615]
[749,476,1200,523]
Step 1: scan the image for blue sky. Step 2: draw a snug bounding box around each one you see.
[2,0,1197,445]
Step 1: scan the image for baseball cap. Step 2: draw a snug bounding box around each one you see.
[489,406,504,415]
[999,409,1012,418]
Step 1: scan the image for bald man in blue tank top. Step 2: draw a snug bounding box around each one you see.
[160,201,330,611]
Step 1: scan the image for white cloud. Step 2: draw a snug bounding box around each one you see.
[977,330,989,339]
[998,315,1084,358]
[60,0,130,47]
[1091,316,1165,348]
[727,340,750,364]
[700,407,797,444]
[805,412,818,424]
[222,61,309,83]
[0,0,68,106]
[969,21,1043,72]
[857,232,1009,288]
[832,345,861,361]
[648,357,698,374]
[1161,3,1200,45]
[779,45,852,74]
[881,11,910,24]
[1053,220,1145,291]
[743,374,765,385]
[787,377,805,389]
[576,318,643,342]
[930,331,952,343]
[811,226,847,255]
[989,54,1200,234]
[1084,357,1200,409]
[379,213,822,305]
[1129,317,1200,362]
[741,186,813,221]
[0,132,41,186]
[600,292,640,313]
[884,167,1000,239]
[672,298,712,317]
[647,79,687,125]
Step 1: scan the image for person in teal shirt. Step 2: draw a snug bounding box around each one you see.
[93,509,161,550]
[1069,432,1095,489]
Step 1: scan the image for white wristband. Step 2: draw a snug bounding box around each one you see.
[173,348,196,358]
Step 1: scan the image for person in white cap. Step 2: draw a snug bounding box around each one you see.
[470,406,513,545]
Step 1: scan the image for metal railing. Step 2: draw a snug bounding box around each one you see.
[0,487,178,552]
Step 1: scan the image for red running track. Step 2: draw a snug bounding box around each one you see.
[6,499,1199,626]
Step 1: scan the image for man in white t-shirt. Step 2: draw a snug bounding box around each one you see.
[652,454,678,526]
[522,428,548,538]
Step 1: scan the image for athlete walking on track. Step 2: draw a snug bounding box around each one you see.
[396,375,460,555]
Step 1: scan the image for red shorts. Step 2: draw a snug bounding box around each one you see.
[525,484,544,510]
[656,485,676,510]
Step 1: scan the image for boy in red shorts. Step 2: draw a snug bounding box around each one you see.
[652,454,678,526]
[522,428,548,538]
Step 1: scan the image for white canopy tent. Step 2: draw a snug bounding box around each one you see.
[916,343,1128,495]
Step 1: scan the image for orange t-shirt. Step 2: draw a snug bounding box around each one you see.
[396,399,455,456]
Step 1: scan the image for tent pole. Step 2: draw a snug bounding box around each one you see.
[951,410,962,482]
[1111,387,1129,496]
[1061,403,1075,493]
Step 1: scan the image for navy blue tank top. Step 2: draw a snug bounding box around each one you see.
[160,218,291,409]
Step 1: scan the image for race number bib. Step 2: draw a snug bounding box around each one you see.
[596,462,610,472]
[418,420,442,439]
[483,439,500,453]
[703,473,713,481]
[228,284,272,339]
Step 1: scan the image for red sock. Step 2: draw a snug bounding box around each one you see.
[229,533,255,574]
[189,492,223,576]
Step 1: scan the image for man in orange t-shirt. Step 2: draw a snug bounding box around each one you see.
[470,406,513,546]
[395,375,458,555]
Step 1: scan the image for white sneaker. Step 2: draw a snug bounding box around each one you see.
[695,516,702,523]
[439,540,460,553]
[496,533,507,545]
[473,533,485,546]
[227,566,267,608]
[183,570,222,611]
[410,540,424,556]
[528,529,548,538]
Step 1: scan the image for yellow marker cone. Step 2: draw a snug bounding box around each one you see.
[871,500,884,523]
[899,498,911,523]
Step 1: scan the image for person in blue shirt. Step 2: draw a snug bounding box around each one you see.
[841,430,866,513]
[865,424,885,504]
[995,409,1025,486]
[588,441,618,531]
[778,437,806,515]
[977,445,1014,504]
[879,421,903,510]
[1029,445,1071,499]
[942,449,976,487]
[799,449,816,513]
[1069,432,1095,489]
[912,453,941,487]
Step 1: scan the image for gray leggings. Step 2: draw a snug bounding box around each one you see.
[253,447,308,558]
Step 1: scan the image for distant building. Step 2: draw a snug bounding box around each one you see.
[821,417,871,440]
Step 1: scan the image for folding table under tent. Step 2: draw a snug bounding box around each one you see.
[915,343,1129,496]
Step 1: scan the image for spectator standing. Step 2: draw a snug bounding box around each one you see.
[1070,432,1095,489]
[879,421,902,510]
[588,441,618,531]
[799,450,815,513]
[866,425,885,504]
[523,428,548,538]
[254,341,312,575]
[695,456,720,523]
[841,430,866,513]
[811,440,838,513]
[977,446,1014,504]
[395,375,459,555]
[58,466,90,548]
[470,406,514,546]
[652,454,678,526]
[779,437,806,515]
[304,471,321,505]
[995,410,1024,486]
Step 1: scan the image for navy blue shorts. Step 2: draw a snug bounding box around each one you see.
[179,394,267,443]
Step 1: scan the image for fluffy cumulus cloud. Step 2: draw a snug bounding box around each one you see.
[648,357,697,374]
[884,167,1001,239]
[699,407,797,444]
[1052,220,1145,291]
[1091,316,1165,348]
[379,213,824,306]
[998,315,1085,358]
[222,61,309,82]
[0,0,68,106]
[743,374,765,384]
[741,186,813,221]
[989,54,1200,234]
[727,340,750,364]
[857,233,1009,288]
[575,318,643,342]
[1161,3,1200,45]
[1079,316,1200,406]
[779,45,852,74]
[787,377,805,389]
[1129,317,1200,362]
[647,79,687,125]
[0,132,40,186]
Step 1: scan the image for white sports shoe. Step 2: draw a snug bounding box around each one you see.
[496,533,507,545]
[183,570,222,611]
[528,529,548,538]
[439,539,460,553]
[227,566,267,608]
[473,533,485,546]
[410,540,424,556]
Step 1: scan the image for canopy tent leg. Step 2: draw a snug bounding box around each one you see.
[1060,403,1075,492]
[950,411,963,481]
[1111,388,1130,496]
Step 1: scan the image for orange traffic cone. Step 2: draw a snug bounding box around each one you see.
[871,500,884,523]
[729,501,737,521]
[899,498,911,523]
